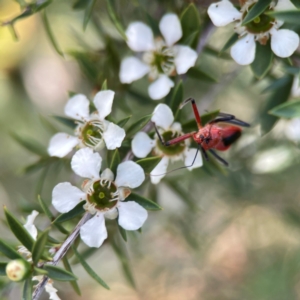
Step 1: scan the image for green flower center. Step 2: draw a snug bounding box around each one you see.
[87,180,118,211]
[81,121,104,147]
[156,130,186,156]
[243,5,275,34]
[152,46,174,75]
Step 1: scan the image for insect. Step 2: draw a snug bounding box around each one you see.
[154,98,250,166]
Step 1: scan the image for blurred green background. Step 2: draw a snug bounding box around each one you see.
[1,0,300,299]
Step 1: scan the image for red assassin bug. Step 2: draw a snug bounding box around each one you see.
[153,98,250,166]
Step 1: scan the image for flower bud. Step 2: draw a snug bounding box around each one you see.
[6,259,31,282]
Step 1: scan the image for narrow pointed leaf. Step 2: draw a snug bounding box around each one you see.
[63,258,81,296]
[242,0,272,25]
[128,193,162,211]
[187,67,218,83]
[0,263,7,276]
[266,11,300,23]
[136,157,161,174]
[73,247,110,289]
[22,278,32,300]
[33,267,48,276]
[269,100,300,118]
[105,0,127,40]
[169,80,183,115]
[53,201,85,224]
[4,208,35,252]
[107,149,120,175]
[32,230,49,264]
[291,0,300,8]
[83,0,97,30]
[220,33,239,53]
[126,114,152,137]
[43,265,77,281]
[41,10,64,57]
[53,116,77,129]
[117,116,132,128]
[11,133,47,156]
[101,79,107,90]
[118,221,127,242]
[251,41,273,79]
[0,239,23,260]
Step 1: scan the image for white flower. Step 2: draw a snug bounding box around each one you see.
[48,91,126,158]
[52,148,148,248]
[131,104,203,184]
[208,0,300,65]
[33,276,61,300]
[119,13,198,100]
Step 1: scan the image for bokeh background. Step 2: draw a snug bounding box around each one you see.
[1,0,300,299]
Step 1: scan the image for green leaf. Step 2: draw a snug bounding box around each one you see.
[0,239,23,260]
[11,133,47,156]
[63,258,81,296]
[136,157,161,174]
[72,247,110,289]
[117,115,132,128]
[83,0,97,30]
[182,30,200,47]
[169,81,183,115]
[242,0,272,25]
[182,110,220,132]
[118,221,127,242]
[126,114,152,137]
[0,262,7,276]
[187,67,218,83]
[260,75,294,134]
[111,240,135,288]
[33,267,48,276]
[105,0,127,40]
[128,193,162,211]
[291,0,300,8]
[22,278,32,300]
[263,75,293,94]
[43,265,78,281]
[53,201,85,224]
[251,41,273,79]
[107,149,120,175]
[269,100,300,118]
[32,230,49,264]
[266,10,300,24]
[41,10,64,57]
[220,33,239,53]
[73,0,88,9]
[180,4,201,46]
[4,208,35,252]
[53,116,77,129]
[101,79,107,90]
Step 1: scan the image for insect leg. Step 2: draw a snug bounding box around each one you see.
[200,144,209,161]
[216,113,250,127]
[153,123,194,146]
[209,149,229,166]
[180,98,202,129]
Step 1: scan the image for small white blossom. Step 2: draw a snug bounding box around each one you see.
[131,104,203,184]
[52,148,148,248]
[33,276,61,300]
[48,91,126,158]
[208,0,300,65]
[119,13,198,100]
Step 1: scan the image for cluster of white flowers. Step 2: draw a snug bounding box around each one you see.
[208,0,300,65]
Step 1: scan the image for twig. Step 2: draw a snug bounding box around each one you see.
[32,212,92,300]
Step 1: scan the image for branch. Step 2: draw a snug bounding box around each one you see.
[32,212,92,300]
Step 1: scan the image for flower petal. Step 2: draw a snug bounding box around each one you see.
[115,161,145,188]
[230,34,256,65]
[101,168,114,181]
[24,210,39,240]
[159,13,182,47]
[208,0,242,27]
[64,94,90,121]
[52,182,86,213]
[131,132,155,158]
[184,147,203,171]
[93,90,115,120]
[275,0,295,10]
[45,282,60,300]
[126,22,155,52]
[151,103,174,130]
[80,213,107,248]
[148,75,175,100]
[48,133,78,158]
[102,122,126,150]
[104,207,118,220]
[173,45,198,74]
[271,29,300,58]
[150,156,169,184]
[71,148,102,179]
[119,57,150,84]
[118,201,148,230]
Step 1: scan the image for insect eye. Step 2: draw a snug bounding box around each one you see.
[200,134,204,139]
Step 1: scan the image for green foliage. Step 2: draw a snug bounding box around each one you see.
[128,193,162,211]
[0,239,23,260]
[63,258,81,295]
[0,263,8,276]
[23,278,32,300]
[242,0,272,25]
[220,33,239,53]
[43,265,78,281]
[269,100,300,118]
[266,11,300,23]
[291,0,300,8]
[136,156,161,174]
[32,230,49,264]
[126,114,152,137]
[53,201,85,224]
[107,149,121,175]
